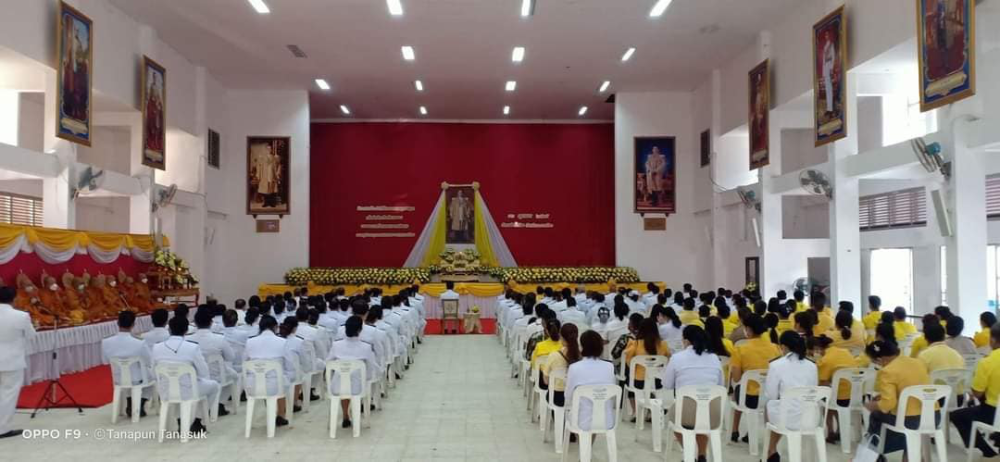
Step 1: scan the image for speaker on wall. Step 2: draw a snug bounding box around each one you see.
[930,189,953,237]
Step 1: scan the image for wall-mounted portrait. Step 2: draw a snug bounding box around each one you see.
[56,2,93,147]
[813,6,848,147]
[748,60,770,170]
[634,137,675,215]
[247,136,291,216]
[917,0,975,112]
[141,56,166,170]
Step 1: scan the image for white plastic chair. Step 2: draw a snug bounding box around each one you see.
[286,357,305,421]
[727,370,767,456]
[930,368,973,443]
[242,359,287,438]
[876,384,951,462]
[827,367,875,454]
[665,385,728,462]
[109,356,157,424]
[530,356,550,424]
[154,362,210,443]
[627,355,669,434]
[561,384,623,462]
[761,386,831,462]
[966,402,1000,462]
[325,359,368,438]
[542,368,568,453]
[205,354,238,422]
[963,353,983,372]
[900,335,918,357]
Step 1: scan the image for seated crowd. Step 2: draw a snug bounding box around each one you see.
[1,270,162,327]
[99,286,426,435]
[497,283,1000,462]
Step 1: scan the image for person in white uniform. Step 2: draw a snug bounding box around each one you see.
[764,330,819,462]
[658,325,724,460]
[279,317,314,410]
[101,310,153,418]
[151,316,220,434]
[565,330,618,432]
[558,297,588,328]
[652,305,684,343]
[142,308,171,350]
[335,300,387,371]
[0,286,36,438]
[243,315,296,426]
[188,309,237,416]
[222,309,249,375]
[327,316,377,429]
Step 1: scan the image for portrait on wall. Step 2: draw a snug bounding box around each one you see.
[56,2,93,147]
[634,137,675,215]
[247,136,291,216]
[917,0,975,112]
[445,186,475,244]
[141,56,166,170]
[813,6,848,147]
[700,129,711,167]
[748,60,770,170]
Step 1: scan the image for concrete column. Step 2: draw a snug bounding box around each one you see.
[828,73,861,307]
[129,25,158,235]
[944,118,987,328]
[710,69,726,287]
[911,245,942,316]
[757,31,786,297]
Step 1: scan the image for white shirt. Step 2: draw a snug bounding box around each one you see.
[658,322,684,343]
[440,290,459,301]
[558,309,588,328]
[335,323,386,371]
[101,332,152,385]
[151,336,212,400]
[565,357,617,431]
[659,347,723,390]
[327,337,377,396]
[550,300,568,313]
[0,304,35,371]
[141,326,170,350]
[244,330,297,395]
[187,328,236,381]
[764,353,819,430]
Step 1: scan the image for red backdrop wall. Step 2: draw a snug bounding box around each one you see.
[0,253,150,288]
[310,122,615,267]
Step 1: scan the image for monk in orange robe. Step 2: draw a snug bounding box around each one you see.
[13,273,55,327]
[62,273,91,324]
[133,273,163,313]
[100,273,128,313]
[84,272,113,321]
[39,273,84,326]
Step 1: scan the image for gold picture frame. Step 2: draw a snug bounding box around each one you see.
[748,60,770,170]
[141,56,167,170]
[812,6,848,147]
[55,1,93,147]
[916,0,976,112]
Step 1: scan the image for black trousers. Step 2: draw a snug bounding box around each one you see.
[951,404,998,457]
[867,410,941,455]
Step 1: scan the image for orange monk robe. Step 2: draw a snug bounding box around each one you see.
[85,286,113,320]
[134,282,164,312]
[38,288,85,326]
[63,288,90,324]
[101,285,128,313]
[119,282,141,311]
[14,289,55,326]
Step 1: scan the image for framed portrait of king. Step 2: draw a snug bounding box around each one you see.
[916,0,975,112]
[813,6,848,147]
[141,56,166,170]
[56,2,93,147]
[445,186,475,244]
[748,60,770,170]
[247,136,291,216]
[634,137,675,215]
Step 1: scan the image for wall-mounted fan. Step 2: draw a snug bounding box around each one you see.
[737,186,761,212]
[910,137,949,178]
[799,169,833,199]
[151,184,177,212]
[71,166,105,199]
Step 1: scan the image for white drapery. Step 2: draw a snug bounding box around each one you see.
[404,195,445,268]
[475,194,517,267]
[0,233,156,265]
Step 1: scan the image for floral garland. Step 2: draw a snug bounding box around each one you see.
[486,267,639,284]
[285,267,432,286]
[152,248,198,286]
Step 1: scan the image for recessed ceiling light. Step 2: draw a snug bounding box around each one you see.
[401,46,415,61]
[386,0,403,16]
[419,106,428,115]
[578,106,588,116]
[512,47,525,63]
[414,80,424,91]
[521,0,534,17]
[340,105,351,115]
[503,105,510,115]
[247,0,270,14]
[505,81,517,92]
[621,47,636,62]
[314,79,330,90]
[598,81,611,93]
[649,0,674,17]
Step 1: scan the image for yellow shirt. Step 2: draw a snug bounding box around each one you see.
[862,311,882,330]
[909,335,929,358]
[623,339,670,381]
[814,312,835,337]
[721,317,738,337]
[679,310,701,326]
[730,336,781,396]
[775,319,793,335]
[543,349,570,391]
[818,347,858,400]
[722,338,735,357]
[917,342,964,373]
[795,301,808,313]
[975,329,991,348]
[825,326,865,351]
[875,356,931,416]
[973,348,1000,406]
[894,321,917,340]
[531,339,562,369]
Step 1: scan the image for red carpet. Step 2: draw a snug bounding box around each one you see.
[17,365,113,409]
[424,318,496,335]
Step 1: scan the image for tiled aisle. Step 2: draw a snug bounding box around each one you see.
[1,335,975,461]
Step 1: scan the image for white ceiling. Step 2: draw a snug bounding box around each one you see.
[109,0,802,120]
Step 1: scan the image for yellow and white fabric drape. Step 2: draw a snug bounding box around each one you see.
[403,189,516,268]
[0,224,167,265]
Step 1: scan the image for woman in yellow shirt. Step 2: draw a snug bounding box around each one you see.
[623,318,670,417]
[541,323,581,407]
[975,312,997,348]
[862,295,883,330]
[863,340,934,457]
[729,315,781,443]
[892,306,918,339]
[531,319,563,370]
[775,301,795,336]
[908,314,940,358]
[813,335,861,443]
[826,311,865,351]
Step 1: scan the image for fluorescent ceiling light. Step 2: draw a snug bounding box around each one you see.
[621,47,636,62]
[503,105,510,115]
[247,0,270,14]
[649,0,674,17]
[505,81,517,91]
[339,105,351,115]
[512,47,525,63]
[598,80,611,93]
[419,106,428,115]
[578,106,588,116]
[314,79,330,90]
[401,46,415,61]
[414,80,424,91]
[387,0,403,16]
[521,0,533,17]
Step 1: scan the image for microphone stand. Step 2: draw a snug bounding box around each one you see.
[31,307,84,417]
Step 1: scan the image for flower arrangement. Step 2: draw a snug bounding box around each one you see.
[437,248,483,273]
[285,267,432,286]
[151,248,198,288]
[486,267,640,284]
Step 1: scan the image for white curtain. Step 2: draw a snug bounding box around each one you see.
[477,194,517,267]
[403,193,445,268]
[130,247,154,263]
[31,241,84,264]
[86,244,126,264]
[0,234,28,265]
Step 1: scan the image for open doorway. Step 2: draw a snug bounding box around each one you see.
[870,248,913,311]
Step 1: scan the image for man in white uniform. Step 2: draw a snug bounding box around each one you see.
[0,286,36,438]
[327,316,377,429]
[188,309,237,416]
[142,308,171,349]
[101,310,153,418]
[152,316,219,434]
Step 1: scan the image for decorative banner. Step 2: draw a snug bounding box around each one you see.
[748,60,771,170]
[813,6,848,147]
[634,137,676,215]
[917,0,976,112]
[141,56,166,170]
[56,1,93,147]
[247,136,291,216]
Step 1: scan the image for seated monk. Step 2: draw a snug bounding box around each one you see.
[132,273,164,313]
[39,272,85,326]
[13,273,55,327]
[83,272,113,321]
[100,272,128,314]
[62,272,91,324]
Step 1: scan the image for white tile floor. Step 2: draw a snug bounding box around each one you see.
[1,335,982,461]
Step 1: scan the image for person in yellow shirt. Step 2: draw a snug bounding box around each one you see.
[809,293,834,335]
[974,312,997,349]
[862,295,883,331]
[530,319,563,369]
[863,340,934,457]
[776,302,795,336]
[623,318,670,418]
[934,306,953,329]
[793,290,808,313]
[908,314,940,358]
[952,322,1000,458]
[716,304,738,337]
[813,335,861,443]
[892,306,918,339]
[917,322,964,374]
[705,316,735,356]
[793,310,817,338]
[729,315,781,444]
[827,311,866,351]
[678,298,703,327]
[836,301,868,341]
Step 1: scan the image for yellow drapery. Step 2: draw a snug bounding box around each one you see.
[420,195,448,267]
[473,191,499,267]
[0,223,167,252]
[259,281,665,299]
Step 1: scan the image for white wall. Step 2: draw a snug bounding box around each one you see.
[75,196,129,232]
